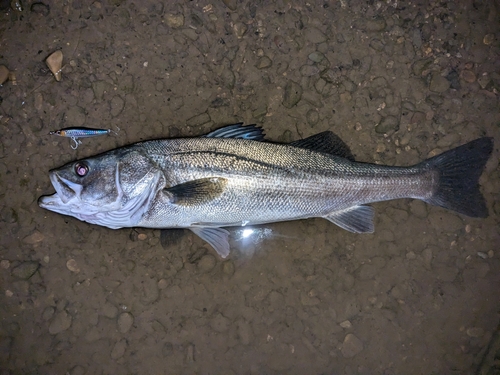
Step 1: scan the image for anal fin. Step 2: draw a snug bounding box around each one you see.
[190,227,230,258]
[324,205,374,233]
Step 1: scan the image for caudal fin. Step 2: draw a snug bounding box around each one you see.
[422,137,493,218]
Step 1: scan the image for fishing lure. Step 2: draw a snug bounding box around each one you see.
[49,127,117,149]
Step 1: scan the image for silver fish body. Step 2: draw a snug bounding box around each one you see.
[39,124,493,257]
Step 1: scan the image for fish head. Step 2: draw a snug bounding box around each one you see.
[38,148,163,228]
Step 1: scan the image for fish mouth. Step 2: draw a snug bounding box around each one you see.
[49,171,83,204]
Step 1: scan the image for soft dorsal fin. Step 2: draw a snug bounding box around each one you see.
[164,177,228,206]
[204,123,265,140]
[290,131,355,161]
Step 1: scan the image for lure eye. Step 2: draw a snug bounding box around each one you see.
[74,162,89,177]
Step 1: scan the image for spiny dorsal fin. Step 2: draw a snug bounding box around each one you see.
[164,177,227,206]
[290,131,355,161]
[204,123,265,140]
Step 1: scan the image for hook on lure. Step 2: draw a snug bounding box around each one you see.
[49,127,120,149]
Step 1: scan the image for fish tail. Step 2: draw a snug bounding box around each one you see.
[422,137,494,218]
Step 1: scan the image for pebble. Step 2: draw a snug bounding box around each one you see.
[255,56,272,69]
[461,70,476,83]
[429,72,450,93]
[0,65,9,85]
[165,13,184,28]
[428,212,463,233]
[210,313,230,332]
[305,27,327,44]
[197,255,216,273]
[11,261,39,280]
[341,333,364,358]
[31,2,50,16]
[466,327,484,338]
[1,260,10,269]
[186,112,211,127]
[282,80,302,108]
[117,312,134,333]
[102,302,118,319]
[42,306,55,320]
[23,231,44,244]
[354,17,386,32]
[46,50,63,81]
[375,115,399,134]
[66,259,80,273]
[306,109,319,126]
[340,320,352,329]
[49,310,72,335]
[299,64,320,77]
[222,261,235,277]
[68,365,86,375]
[221,0,237,11]
[157,279,168,289]
[483,34,495,45]
[111,339,127,359]
[308,51,325,63]
[110,95,125,117]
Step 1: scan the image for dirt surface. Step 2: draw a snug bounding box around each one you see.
[1,0,500,374]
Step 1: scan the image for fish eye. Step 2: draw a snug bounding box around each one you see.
[74,162,89,177]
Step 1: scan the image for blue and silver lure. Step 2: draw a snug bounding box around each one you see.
[49,127,115,149]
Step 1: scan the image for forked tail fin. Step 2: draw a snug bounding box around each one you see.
[422,137,493,218]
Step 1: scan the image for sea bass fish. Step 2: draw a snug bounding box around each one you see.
[38,124,493,258]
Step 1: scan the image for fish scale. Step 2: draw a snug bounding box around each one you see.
[39,124,493,258]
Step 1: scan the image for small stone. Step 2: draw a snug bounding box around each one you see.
[222,261,235,277]
[117,312,134,333]
[111,339,127,359]
[165,13,184,28]
[255,56,272,69]
[137,233,147,241]
[0,65,9,85]
[31,2,50,16]
[488,250,494,258]
[340,320,352,329]
[158,279,168,289]
[23,231,44,244]
[233,22,247,38]
[66,259,80,273]
[306,109,319,126]
[429,72,450,93]
[68,365,86,375]
[282,80,302,108]
[308,51,325,63]
[299,64,320,77]
[11,261,39,280]
[46,50,63,81]
[466,327,484,338]
[210,313,230,332]
[49,310,72,335]
[1,260,10,269]
[102,302,118,319]
[406,251,416,260]
[110,95,124,117]
[42,306,55,320]
[341,333,364,358]
[187,112,211,127]
[221,0,237,11]
[305,27,327,44]
[483,34,495,45]
[375,115,399,134]
[197,255,216,273]
[461,70,476,83]
[354,17,386,32]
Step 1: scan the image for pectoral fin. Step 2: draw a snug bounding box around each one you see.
[164,177,227,206]
[324,205,374,233]
[190,227,230,258]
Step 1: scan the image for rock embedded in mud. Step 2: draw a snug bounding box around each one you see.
[165,13,184,28]
[31,2,49,16]
[210,312,230,332]
[429,72,450,93]
[111,339,127,359]
[255,56,272,69]
[353,17,387,32]
[306,109,319,126]
[460,70,476,83]
[110,95,125,117]
[23,230,44,244]
[197,254,216,273]
[282,80,302,108]
[117,312,134,333]
[102,302,118,319]
[49,310,72,335]
[375,115,399,134]
[46,50,63,81]
[11,261,39,280]
[0,65,9,85]
[304,27,327,44]
[341,333,364,358]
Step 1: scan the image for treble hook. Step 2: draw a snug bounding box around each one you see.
[70,137,82,150]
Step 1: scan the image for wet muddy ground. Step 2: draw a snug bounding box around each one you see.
[1,0,499,374]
